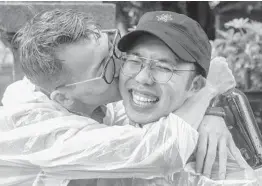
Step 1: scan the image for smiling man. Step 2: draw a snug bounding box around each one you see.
[119,36,201,124]
[114,11,257,185]
[117,11,212,125]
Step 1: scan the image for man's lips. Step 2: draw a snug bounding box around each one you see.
[128,89,159,108]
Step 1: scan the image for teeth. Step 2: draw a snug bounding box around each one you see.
[133,94,156,102]
[132,90,158,106]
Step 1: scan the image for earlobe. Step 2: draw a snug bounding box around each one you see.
[50,90,74,108]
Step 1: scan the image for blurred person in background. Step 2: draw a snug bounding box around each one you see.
[0,27,14,68]
[0,26,14,107]
[0,26,14,69]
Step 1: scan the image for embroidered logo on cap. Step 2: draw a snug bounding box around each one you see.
[156,14,173,22]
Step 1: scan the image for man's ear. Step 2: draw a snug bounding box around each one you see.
[50,90,74,109]
[188,75,206,94]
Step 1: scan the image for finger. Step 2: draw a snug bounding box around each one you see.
[228,135,249,169]
[218,136,227,180]
[196,132,208,174]
[203,134,218,178]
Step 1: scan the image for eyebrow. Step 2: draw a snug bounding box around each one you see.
[155,58,173,63]
[158,56,181,65]
[127,51,142,57]
[128,51,171,62]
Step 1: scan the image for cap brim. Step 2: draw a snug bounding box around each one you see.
[118,27,196,63]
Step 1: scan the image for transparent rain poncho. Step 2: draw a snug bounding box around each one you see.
[0,77,260,186]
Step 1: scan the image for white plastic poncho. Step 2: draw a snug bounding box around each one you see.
[0,78,260,186]
[0,78,198,185]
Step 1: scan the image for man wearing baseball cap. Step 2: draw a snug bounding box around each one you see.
[118,11,210,77]
[117,11,256,184]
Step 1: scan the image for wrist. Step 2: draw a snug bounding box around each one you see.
[201,84,217,100]
[206,81,217,93]
[205,107,226,118]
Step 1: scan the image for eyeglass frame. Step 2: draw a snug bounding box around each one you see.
[120,54,196,84]
[60,29,121,88]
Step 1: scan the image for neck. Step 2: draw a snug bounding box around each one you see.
[91,106,106,123]
[69,100,96,118]
[69,101,106,123]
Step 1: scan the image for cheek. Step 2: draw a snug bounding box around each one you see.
[159,86,177,110]
[114,59,122,76]
[73,81,110,98]
[119,74,129,97]
[160,79,189,111]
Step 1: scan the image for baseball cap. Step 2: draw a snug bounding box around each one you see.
[118,11,211,76]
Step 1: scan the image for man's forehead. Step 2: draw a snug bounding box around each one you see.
[127,37,180,64]
[127,50,173,63]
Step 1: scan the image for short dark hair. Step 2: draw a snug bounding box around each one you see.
[194,62,206,78]
[181,59,206,90]
[13,9,100,91]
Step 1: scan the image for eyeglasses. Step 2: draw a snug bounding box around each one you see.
[120,54,196,83]
[104,29,122,59]
[62,29,121,88]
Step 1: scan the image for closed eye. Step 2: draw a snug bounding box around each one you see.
[154,62,173,71]
[127,59,142,64]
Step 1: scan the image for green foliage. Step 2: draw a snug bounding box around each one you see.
[211,18,262,90]
[114,2,186,29]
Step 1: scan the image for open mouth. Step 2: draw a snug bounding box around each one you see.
[129,89,159,108]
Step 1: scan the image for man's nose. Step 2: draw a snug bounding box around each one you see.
[134,66,154,85]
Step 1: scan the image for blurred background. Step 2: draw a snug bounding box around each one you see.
[0,1,261,126]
